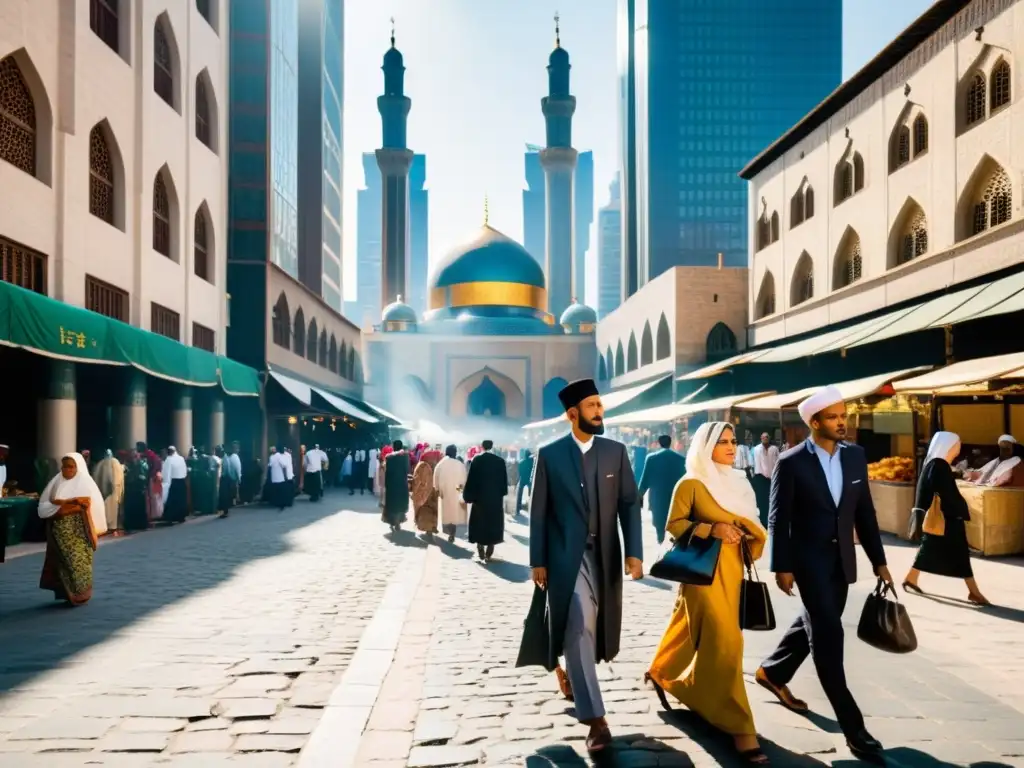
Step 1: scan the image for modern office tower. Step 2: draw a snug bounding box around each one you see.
[598,174,622,319]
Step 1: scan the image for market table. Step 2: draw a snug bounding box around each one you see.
[958,482,1024,556]
[870,480,915,539]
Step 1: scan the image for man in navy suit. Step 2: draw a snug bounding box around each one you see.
[756,385,894,765]
[637,435,686,543]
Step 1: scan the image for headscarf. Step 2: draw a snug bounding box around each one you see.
[683,422,761,524]
[924,431,960,466]
[37,452,108,535]
[999,434,1016,445]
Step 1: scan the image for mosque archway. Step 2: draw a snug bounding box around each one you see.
[450,367,525,419]
[542,377,569,418]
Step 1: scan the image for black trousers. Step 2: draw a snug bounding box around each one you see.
[761,556,864,737]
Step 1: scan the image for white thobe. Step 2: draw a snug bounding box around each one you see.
[161,453,188,503]
[433,456,468,526]
[753,444,779,479]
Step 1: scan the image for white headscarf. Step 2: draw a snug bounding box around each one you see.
[924,431,960,466]
[37,452,108,535]
[684,422,762,525]
[999,434,1016,445]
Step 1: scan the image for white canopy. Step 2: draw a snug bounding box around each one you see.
[269,370,379,423]
[603,392,771,427]
[734,367,931,410]
[893,352,1024,393]
[522,375,671,430]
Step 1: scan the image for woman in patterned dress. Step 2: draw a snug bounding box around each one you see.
[37,453,108,606]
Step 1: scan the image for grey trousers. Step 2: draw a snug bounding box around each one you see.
[563,547,605,721]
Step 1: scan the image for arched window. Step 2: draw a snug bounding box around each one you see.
[318,330,327,368]
[196,0,213,25]
[770,211,779,243]
[614,341,625,376]
[306,319,317,361]
[627,332,638,372]
[655,313,671,360]
[790,189,805,228]
[195,76,212,148]
[0,56,37,176]
[966,73,987,126]
[640,321,653,366]
[154,21,175,108]
[835,161,853,204]
[194,207,209,281]
[292,308,305,355]
[991,59,1011,111]
[598,355,608,381]
[913,115,928,156]
[755,214,770,251]
[272,293,289,348]
[834,231,863,288]
[790,253,814,307]
[328,335,338,372]
[605,346,613,380]
[900,208,928,264]
[755,272,776,320]
[152,172,171,256]
[90,0,120,53]
[972,166,1012,236]
[894,126,910,169]
[804,187,815,219]
[347,347,356,380]
[339,340,348,376]
[89,125,114,224]
[853,153,865,191]
[705,322,737,362]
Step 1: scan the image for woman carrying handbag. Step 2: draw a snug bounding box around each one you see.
[645,422,770,765]
[903,431,990,605]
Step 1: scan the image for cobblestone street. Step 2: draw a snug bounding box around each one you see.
[2,492,1024,767]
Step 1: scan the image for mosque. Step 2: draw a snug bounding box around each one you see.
[361,22,598,424]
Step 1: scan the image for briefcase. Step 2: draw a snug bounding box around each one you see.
[857,578,918,654]
[739,539,775,631]
[650,526,722,585]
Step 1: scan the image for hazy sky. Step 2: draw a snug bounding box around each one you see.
[342,0,936,305]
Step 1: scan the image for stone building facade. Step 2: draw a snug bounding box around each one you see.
[743,0,1022,346]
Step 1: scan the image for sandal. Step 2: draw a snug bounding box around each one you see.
[586,725,612,753]
[968,592,991,606]
[754,668,808,714]
[644,672,672,711]
[902,581,924,594]
[739,748,770,765]
[554,667,574,702]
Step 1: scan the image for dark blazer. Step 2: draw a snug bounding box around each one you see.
[638,448,686,533]
[463,451,507,545]
[517,433,643,671]
[769,439,886,584]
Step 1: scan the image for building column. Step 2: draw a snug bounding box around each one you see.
[540,146,578,320]
[114,369,147,450]
[38,359,77,461]
[173,387,193,452]
[210,394,225,449]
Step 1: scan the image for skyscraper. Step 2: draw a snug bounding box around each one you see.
[598,174,622,320]
[522,145,545,265]
[574,150,594,303]
[297,0,344,312]
[617,0,843,298]
[354,151,427,328]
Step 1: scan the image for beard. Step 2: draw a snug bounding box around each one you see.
[578,414,605,436]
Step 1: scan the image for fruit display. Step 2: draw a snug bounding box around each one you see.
[868,456,915,484]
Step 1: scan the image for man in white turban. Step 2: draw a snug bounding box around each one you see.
[966,434,1023,487]
[755,384,893,764]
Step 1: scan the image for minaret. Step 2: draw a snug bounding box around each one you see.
[376,19,414,313]
[540,13,577,321]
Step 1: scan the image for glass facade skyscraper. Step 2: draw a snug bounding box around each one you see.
[618,0,842,295]
[598,174,622,320]
[270,0,299,278]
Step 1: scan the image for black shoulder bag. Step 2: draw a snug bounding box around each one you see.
[739,539,776,631]
[650,525,722,585]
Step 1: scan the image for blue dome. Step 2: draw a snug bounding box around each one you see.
[382,299,416,325]
[383,45,403,69]
[549,45,570,67]
[560,301,597,330]
[430,225,545,290]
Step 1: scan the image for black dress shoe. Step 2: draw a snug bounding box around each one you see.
[847,729,884,764]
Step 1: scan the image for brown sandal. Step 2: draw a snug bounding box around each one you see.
[755,668,808,713]
[554,666,574,701]
[968,592,991,606]
[586,725,612,753]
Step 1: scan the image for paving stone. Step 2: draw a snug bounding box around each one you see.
[184,717,230,731]
[357,729,414,760]
[119,716,189,733]
[11,716,117,740]
[99,730,172,752]
[216,698,280,720]
[413,714,459,745]
[169,730,236,752]
[234,733,306,752]
[407,744,483,767]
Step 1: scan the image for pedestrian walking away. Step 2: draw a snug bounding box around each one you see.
[161,447,188,524]
[751,433,778,527]
[637,434,686,544]
[757,385,893,765]
[267,446,294,510]
[381,441,410,533]
[304,444,327,501]
[412,448,441,538]
[516,378,644,755]
[463,439,507,561]
[434,444,468,542]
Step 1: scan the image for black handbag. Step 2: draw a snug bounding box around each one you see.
[906,506,924,542]
[739,539,776,631]
[650,525,722,585]
[857,578,918,654]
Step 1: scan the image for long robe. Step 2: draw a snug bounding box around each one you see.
[92,457,125,533]
[647,479,767,736]
[913,458,973,578]
[464,451,507,546]
[433,456,468,527]
[122,457,150,532]
[412,456,440,533]
[382,450,410,525]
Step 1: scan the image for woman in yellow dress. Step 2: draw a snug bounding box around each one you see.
[645,421,769,764]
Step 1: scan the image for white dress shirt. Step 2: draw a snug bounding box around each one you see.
[304,448,326,473]
[269,453,293,483]
[572,431,594,455]
[753,443,779,479]
[734,444,752,471]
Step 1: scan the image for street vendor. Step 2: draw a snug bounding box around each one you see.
[965,434,1024,487]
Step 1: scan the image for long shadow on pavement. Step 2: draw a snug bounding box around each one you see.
[657,710,828,766]
[484,558,532,584]
[527,732,699,766]
[0,489,363,694]
[912,592,1024,624]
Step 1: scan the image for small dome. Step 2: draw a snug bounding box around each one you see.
[560,300,597,333]
[430,225,545,290]
[383,45,404,69]
[381,298,417,331]
[549,45,570,68]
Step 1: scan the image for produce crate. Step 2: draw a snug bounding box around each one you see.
[958,482,1024,556]
[869,480,915,540]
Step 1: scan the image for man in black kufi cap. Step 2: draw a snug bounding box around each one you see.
[515,378,643,753]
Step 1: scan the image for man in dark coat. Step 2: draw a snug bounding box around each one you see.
[515,449,534,515]
[758,385,893,765]
[637,435,686,544]
[516,378,643,754]
[382,440,410,533]
[463,440,507,561]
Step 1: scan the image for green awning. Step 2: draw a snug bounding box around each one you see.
[0,280,260,396]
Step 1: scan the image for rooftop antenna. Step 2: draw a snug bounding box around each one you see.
[554,11,561,47]
[390,16,395,47]
[483,194,490,226]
